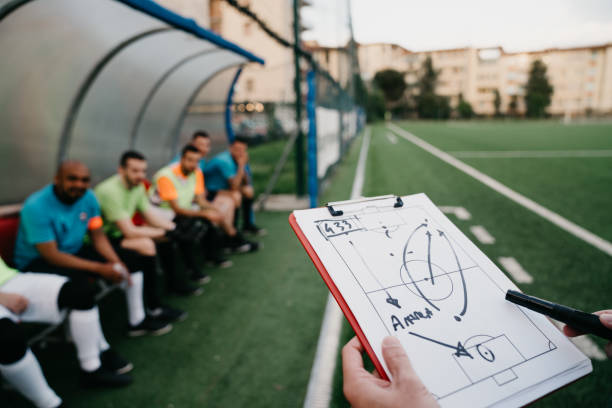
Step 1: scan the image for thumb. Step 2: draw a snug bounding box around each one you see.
[599,313,612,330]
[381,336,414,380]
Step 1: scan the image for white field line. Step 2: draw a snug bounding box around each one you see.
[498,257,533,284]
[470,225,496,244]
[303,127,371,408]
[387,123,612,257]
[550,319,607,361]
[385,132,398,144]
[451,150,612,159]
[439,206,471,220]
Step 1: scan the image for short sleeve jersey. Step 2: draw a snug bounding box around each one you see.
[151,163,204,209]
[94,174,149,238]
[0,257,17,287]
[203,150,236,192]
[14,185,102,269]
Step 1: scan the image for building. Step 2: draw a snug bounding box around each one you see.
[357,43,411,81]
[360,42,612,116]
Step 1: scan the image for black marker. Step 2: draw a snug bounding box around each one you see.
[506,290,612,341]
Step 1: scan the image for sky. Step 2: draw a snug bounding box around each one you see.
[301,0,612,52]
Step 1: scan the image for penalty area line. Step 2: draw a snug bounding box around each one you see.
[303,127,371,408]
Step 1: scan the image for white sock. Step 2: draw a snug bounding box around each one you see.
[124,271,145,326]
[69,308,102,372]
[93,310,110,352]
[0,349,62,408]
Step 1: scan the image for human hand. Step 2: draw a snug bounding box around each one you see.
[563,310,612,358]
[96,262,127,284]
[342,336,439,408]
[236,151,248,166]
[0,292,29,314]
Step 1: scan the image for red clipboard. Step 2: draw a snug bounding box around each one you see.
[289,212,389,380]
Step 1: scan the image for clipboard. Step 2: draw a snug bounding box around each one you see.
[289,193,592,407]
[289,195,405,380]
[289,212,388,379]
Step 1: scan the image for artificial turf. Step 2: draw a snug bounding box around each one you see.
[3,121,611,407]
[330,121,612,407]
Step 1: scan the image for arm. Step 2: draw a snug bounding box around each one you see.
[226,151,248,191]
[142,209,175,230]
[195,193,214,210]
[36,240,106,274]
[114,217,166,239]
[89,227,121,263]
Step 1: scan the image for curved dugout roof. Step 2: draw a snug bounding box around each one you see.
[0,0,263,205]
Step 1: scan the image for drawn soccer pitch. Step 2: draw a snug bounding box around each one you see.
[297,194,590,405]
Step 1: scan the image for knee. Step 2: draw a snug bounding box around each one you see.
[57,280,97,311]
[0,318,28,364]
[231,191,242,206]
[139,238,156,257]
[242,186,254,199]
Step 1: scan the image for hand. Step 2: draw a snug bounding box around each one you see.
[236,151,248,166]
[563,310,612,358]
[342,336,439,408]
[96,262,127,284]
[0,293,29,314]
[199,208,223,224]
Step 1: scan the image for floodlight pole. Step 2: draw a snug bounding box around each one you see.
[293,0,305,196]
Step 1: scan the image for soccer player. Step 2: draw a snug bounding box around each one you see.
[150,145,257,257]
[13,160,171,337]
[204,135,266,236]
[172,131,240,257]
[94,151,187,321]
[0,256,132,408]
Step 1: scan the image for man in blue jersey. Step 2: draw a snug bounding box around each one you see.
[204,135,266,236]
[14,160,171,337]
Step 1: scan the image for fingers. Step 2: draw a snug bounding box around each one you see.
[342,337,366,382]
[381,336,415,381]
[563,324,583,337]
[563,310,612,337]
[596,311,612,329]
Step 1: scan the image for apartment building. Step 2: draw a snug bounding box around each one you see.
[364,43,612,116]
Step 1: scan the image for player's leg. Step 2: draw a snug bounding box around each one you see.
[240,185,265,236]
[0,316,62,408]
[3,273,133,386]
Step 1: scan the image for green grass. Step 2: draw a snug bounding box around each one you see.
[249,139,297,196]
[4,121,612,407]
[329,121,612,407]
[1,134,365,408]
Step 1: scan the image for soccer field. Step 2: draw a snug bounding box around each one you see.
[329,120,612,407]
[3,120,611,407]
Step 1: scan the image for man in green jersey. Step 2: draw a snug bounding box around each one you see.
[95,151,195,307]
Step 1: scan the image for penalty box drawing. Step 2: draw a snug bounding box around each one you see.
[315,203,557,398]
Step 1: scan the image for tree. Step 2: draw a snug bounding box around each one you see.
[493,89,501,117]
[508,94,518,117]
[525,59,553,118]
[366,85,386,122]
[456,93,474,119]
[415,57,450,119]
[373,69,406,106]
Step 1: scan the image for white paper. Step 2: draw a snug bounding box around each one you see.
[294,193,591,407]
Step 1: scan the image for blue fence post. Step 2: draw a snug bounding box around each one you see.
[306,70,318,208]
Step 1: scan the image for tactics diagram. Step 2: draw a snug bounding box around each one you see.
[313,203,558,400]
